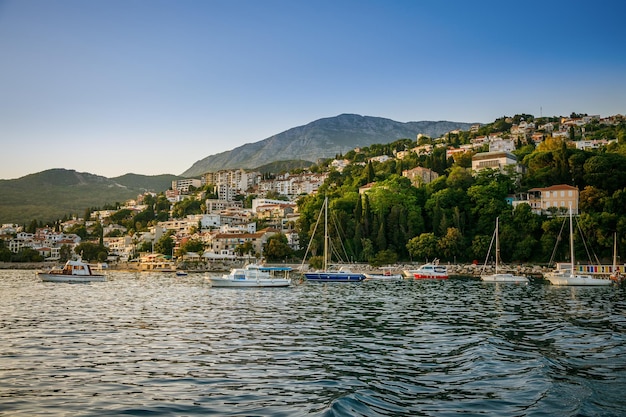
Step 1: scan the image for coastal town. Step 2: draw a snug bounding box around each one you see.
[1,113,624,280]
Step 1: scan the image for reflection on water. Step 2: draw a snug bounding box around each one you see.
[1,271,625,416]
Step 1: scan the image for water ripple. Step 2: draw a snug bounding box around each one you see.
[1,271,626,416]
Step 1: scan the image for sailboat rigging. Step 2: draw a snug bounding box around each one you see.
[302,196,365,282]
[480,217,528,283]
[544,206,613,286]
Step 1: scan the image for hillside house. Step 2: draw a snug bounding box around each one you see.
[471,151,520,174]
[402,167,439,187]
[513,184,580,215]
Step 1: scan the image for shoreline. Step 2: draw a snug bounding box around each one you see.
[0,261,554,277]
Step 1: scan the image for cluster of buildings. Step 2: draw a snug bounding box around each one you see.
[2,114,620,263]
[167,169,328,203]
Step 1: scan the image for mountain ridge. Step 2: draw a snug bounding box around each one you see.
[182,114,474,176]
[0,169,180,224]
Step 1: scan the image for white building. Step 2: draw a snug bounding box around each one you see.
[472,151,519,173]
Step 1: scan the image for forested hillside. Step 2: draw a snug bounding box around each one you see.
[296,115,626,266]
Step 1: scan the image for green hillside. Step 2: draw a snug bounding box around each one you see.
[0,169,179,224]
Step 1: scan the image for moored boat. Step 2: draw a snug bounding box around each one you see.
[38,258,107,283]
[364,267,403,280]
[208,264,292,287]
[304,266,365,283]
[610,232,625,284]
[301,197,365,283]
[480,217,529,283]
[544,207,613,286]
[413,260,448,279]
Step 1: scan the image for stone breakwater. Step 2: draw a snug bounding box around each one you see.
[361,263,549,277]
[0,261,551,277]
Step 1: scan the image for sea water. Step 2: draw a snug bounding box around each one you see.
[1,270,625,416]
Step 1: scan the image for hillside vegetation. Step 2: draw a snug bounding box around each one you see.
[0,170,180,224]
[295,115,626,266]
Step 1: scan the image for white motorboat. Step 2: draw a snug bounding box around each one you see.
[38,258,107,283]
[208,264,291,288]
[544,207,613,286]
[413,260,448,279]
[481,217,528,283]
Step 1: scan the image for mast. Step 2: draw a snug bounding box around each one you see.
[569,205,575,276]
[323,196,329,271]
[495,217,500,274]
[613,232,618,273]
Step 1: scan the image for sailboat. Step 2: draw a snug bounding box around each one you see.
[544,206,613,286]
[610,232,624,283]
[480,217,528,283]
[302,197,365,283]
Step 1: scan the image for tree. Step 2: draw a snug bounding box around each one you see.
[74,242,108,262]
[438,227,464,261]
[370,249,398,267]
[235,241,254,257]
[263,233,292,261]
[154,232,174,256]
[406,233,438,261]
[179,238,205,256]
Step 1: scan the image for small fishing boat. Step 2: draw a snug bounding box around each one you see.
[38,258,107,283]
[364,267,403,280]
[480,217,528,283]
[413,260,448,279]
[208,264,292,288]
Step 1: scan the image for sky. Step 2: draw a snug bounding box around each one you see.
[0,0,624,180]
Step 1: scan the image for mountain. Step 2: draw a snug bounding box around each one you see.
[0,169,179,224]
[182,114,475,177]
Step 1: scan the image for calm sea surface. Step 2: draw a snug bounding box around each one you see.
[1,270,626,416]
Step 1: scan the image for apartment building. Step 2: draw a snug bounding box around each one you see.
[171,178,203,193]
[204,169,261,200]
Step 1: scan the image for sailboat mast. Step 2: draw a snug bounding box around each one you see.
[323,197,329,271]
[569,205,575,275]
[495,217,500,274]
[613,232,618,272]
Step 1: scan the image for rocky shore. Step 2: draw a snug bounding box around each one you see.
[360,263,549,277]
[0,260,565,278]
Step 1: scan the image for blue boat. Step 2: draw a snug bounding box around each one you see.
[303,269,365,282]
[302,197,365,283]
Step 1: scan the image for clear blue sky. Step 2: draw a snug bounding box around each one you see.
[1,0,624,179]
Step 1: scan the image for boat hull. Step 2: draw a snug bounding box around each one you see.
[412,262,448,280]
[363,273,403,280]
[38,273,106,283]
[304,272,365,282]
[545,273,613,286]
[481,273,528,283]
[208,277,290,288]
[413,273,448,280]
